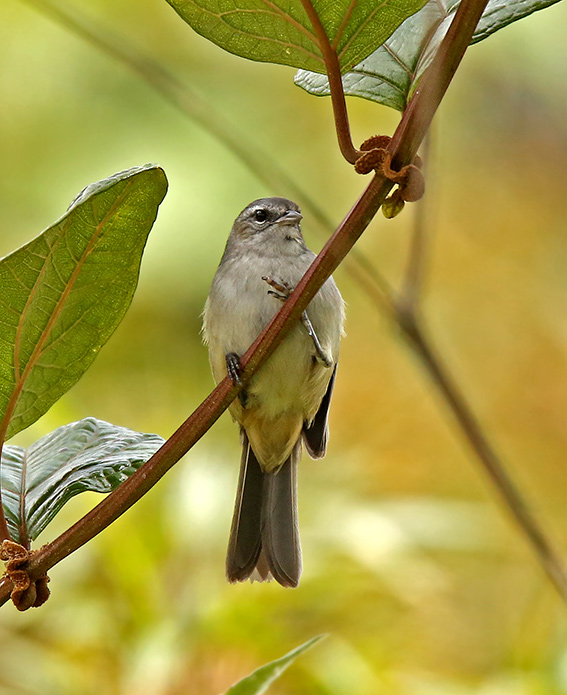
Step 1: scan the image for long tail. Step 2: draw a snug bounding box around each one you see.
[226,432,302,588]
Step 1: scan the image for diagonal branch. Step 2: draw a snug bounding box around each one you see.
[395,310,567,601]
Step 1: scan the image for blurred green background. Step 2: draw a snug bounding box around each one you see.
[1,0,567,693]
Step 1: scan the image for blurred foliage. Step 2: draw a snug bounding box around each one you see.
[225,636,325,694]
[1,0,567,693]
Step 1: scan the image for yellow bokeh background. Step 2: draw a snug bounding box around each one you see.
[1,0,567,693]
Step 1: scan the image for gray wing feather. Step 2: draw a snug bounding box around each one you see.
[303,364,337,459]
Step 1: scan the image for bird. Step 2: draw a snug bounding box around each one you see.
[202,197,344,587]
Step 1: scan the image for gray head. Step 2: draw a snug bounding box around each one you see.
[232,197,303,241]
[219,198,306,264]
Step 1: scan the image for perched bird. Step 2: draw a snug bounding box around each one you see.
[202,197,344,587]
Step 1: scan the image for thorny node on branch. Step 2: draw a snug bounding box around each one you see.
[1,540,50,611]
[355,135,425,217]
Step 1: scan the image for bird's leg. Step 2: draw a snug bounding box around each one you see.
[300,312,333,368]
[262,276,333,368]
[225,352,248,407]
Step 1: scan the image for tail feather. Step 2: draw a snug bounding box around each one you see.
[226,434,302,587]
[226,432,263,582]
[262,444,302,587]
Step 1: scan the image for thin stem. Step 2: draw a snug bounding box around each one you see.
[298,0,360,163]
[345,185,567,604]
[395,309,567,602]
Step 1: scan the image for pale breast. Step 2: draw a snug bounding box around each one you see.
[203,246,343,428]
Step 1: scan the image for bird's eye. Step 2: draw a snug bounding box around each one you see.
[254,209,268,223]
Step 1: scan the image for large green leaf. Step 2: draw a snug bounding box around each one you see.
[1,418,164,545]
[165,0,428,74]
[0,165,167,441]
[295,0,562,110]
[224,635,325,695]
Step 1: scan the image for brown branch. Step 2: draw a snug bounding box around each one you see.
[0,0,489,608]
[298,0,360,163]
[394,309,567,602]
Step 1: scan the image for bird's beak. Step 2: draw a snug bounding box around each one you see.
[278,210,303,225]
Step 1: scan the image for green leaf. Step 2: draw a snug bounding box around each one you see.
[0,164,168,442]
[295,0,562,110]
[165,0,427,74]
[1,417,164,544]
[223,635,325,695]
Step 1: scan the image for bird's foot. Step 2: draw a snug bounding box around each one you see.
[225,353,248,407]
[301,313,333,368]
[262,276,292,302]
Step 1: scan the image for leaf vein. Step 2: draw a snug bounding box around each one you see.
[0,182,134,446]
[350,65,409,96]
[333,0,359,50]
[337,0,391,64]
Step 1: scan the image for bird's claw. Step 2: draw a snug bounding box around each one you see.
[225,353,249,407]
[226,352,243,386]
[262,276,292,302]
